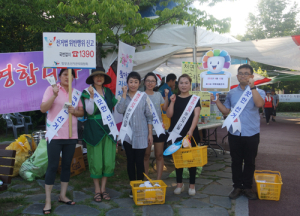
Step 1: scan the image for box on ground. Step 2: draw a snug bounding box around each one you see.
[58,145,86,177]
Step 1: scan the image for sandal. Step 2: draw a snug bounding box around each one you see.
[102,192,111,201]
[94,193,102,202]
[43,209,51,214]
[58,198,76,205]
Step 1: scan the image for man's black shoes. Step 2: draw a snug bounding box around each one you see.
[243,189,258,200]
[229,188,258,200]
[229,188,243,199]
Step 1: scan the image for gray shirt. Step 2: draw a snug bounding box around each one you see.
[147,92,165,135]
[116,92,153,149]
[271,94,279,106]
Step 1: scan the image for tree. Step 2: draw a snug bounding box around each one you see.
[1,0,232,66]
[242,0,300,41]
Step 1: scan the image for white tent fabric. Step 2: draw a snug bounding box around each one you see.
[211,35,300,71]
[102,24,239,76]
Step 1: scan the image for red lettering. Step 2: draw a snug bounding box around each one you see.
[73,69,82,79]
[26,63,39,86]
[130,102,136,108]
[16,64,28,80]
[16,63,39,86]
[72,51,79,57]
[43,68,58,81]
[187,105,193,112]
[0,64,15,88]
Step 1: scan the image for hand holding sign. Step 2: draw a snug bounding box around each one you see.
[88,85,94,99]
[170,94,176,103]
[68,106,75,115]
[210,93,219,102]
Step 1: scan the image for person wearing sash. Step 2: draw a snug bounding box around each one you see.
[81,67,118,202]
[143,72,169,180]
[167,74,201,196]
[211,64,265,200]
[41,69,84,214]
[116,71,153,198]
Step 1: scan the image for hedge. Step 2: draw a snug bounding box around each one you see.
[276,102,300,112]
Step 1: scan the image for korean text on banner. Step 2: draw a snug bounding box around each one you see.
[0,51,90,115]
[43,33,96,69]
[278,94,300,102]
[114,41,135,128]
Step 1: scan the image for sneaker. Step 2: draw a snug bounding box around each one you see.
[272,118,276,122]
[129,190,133,198]
[229,188,242,199]
[174,184,184,195]
[243,189,258,200]
[188,188,196,196]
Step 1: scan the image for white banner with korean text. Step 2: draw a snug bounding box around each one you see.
[114,41,135,130]
[278,94,300,103]
[43,32,96,69]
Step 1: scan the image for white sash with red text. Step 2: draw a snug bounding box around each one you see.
[118,91,145,143]
[167,95,200,143]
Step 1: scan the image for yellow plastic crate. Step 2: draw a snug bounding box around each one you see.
[172,145,207,168]
[130,180,167,206]
[254,170,283,201]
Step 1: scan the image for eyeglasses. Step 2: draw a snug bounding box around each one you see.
[145,80,156,84]
[238,73,251,76]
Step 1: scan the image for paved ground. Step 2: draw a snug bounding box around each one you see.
[1,113,299,216]
[0,150,244,216]
[215,114,300,216]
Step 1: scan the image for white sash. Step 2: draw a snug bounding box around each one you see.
[118,91,145,143]
[84,87,119,139]
[222,86,252,133]
[167,95,200,143]
[148,98,165,138]
[45,88,82,143]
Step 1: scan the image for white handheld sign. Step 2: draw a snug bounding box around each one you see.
[43,32,96,69]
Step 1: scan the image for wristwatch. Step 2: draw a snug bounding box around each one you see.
[250,86,257,90]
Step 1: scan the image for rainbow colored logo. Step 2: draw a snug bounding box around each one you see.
[44,37,56,46]
[54,61,60,65]
[202,50,231,69]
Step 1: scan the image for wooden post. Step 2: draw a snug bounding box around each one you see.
[68,69,72,138]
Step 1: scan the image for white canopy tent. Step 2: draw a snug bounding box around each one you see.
[102,24,300,87]
[102,23,239,76]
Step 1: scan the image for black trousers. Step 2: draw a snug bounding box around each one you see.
[265,108,273,123]
[228,133,259,189]
[45,139,77,185]
[123,141,146,181]
[175,138,197,184]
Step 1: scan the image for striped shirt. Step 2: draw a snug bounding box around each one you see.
[116,93,153,149]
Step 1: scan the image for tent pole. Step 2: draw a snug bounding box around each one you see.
[193,25,198,85]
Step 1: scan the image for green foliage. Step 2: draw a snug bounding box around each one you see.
[254,67,268,78]
[1,0,232,65]
[242,0,300,40]
[277,102,300,112]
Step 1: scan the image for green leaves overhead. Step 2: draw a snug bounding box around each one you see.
[243,0,300,40]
